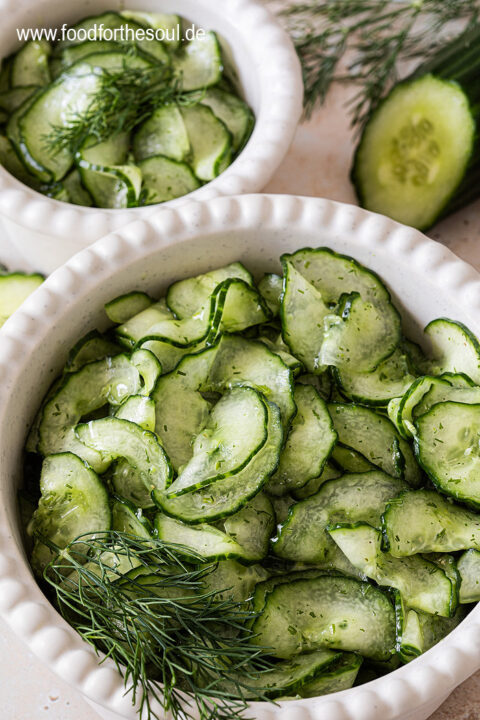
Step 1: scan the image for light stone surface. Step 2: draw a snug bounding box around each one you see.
[1,81,480,719]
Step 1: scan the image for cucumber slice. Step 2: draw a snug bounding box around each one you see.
[272,470,407,564]
[300,654,362,697]
[139,155,200,204]
[76,417,172,499]
[60,41,123,69]
[38,355,141,472]
[65,330,120,373]
[280,260,329,374]
[0,272,43,326]
[423,318,480,384]
[413,383,480,420]
[258,273,283,316]
[265,384,336,496]
[10,41,51,87]
[320,291,400,373]
[415,401,480,506]
[154,401,283,523]
[121,11,181,49]
[173,32,222,91]
[222,492,275,561]
[165,386,268,498]
[105,291,153,324]
[133,106,190,162]
[207,334,296,428]
[201,559,269,602]
[31,452,111,574]
[180,104,231,181]
[112,497,152,539]
[0,135,43,190]
[387,375,451,439]
[352,74,475,230]
[62,168,93,206]
[250,575,395,660]
[458,549,480,602]
[292,461,342,500]
[0,86,38,113]
[333,348,415,407]
[257,335,303,375]
[329,523,455,616]
[166,262,253,318]
[330,444,373,473]
[329,403,422,487]
[383,489,480,556]
[201,87,254,153]
[115,395,156,432]
[115,299,173,347]
[130,348,162,394]
[270,494,296,525]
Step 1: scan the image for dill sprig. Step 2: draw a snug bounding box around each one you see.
[43,531,274,720]
[44,61,201,155]
[275,0,480,126]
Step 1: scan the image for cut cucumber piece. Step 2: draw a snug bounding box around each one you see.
[115,299,173,347]
[31,452,111,574]
[121,11,181,49]
[330,443,373,473]
[201,559,269,602]
[0,86,39,114]
[387,375,451,439]
[0,135,43,191]
[328,403,422,487]
[180,104,231,181]
[165,386,268,498]
[353,75,475,230]
[65,330,120,373]
[173,32,222,91]
[423,318,480,384]
[272,470,407,564]
[270,494,296,525]
[133,106,190,162]
[207,334,296,428]
[115,395,156,432]
[130,348,162,394]
[62,168,93,206]
[300,654,362,697]
[329,523,455,616]
[265,384,336,495]
[250,575,395,660]
[139,155,200,204]
[258,273,283,316]
[413,383,480,420]
[166,262,253,318]
[292,461,342,500]
[458,549,480,602]
[415,401,480,506]
[76,417,172,499]
[154,401,283,523]
[222,492,275,561]
[10,41,51,87]
[383,489,480,556]
[257,335,303,375]
[60,41,123,69]
[105,291,154,324]
[38,355,141,472]
[201,87,254,153]
[112,497,152,539]
[0,272,43,326]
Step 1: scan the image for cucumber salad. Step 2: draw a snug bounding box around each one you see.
[23,247,480,708]
[0,11,253,208]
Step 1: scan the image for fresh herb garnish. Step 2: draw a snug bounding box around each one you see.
[275,0,480,126]
[43,531,273,720]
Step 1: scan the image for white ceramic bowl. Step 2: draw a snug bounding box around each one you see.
[0,0,302,274]
[2,194,480,720]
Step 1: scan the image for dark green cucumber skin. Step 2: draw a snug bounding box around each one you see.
[352,23,480,230]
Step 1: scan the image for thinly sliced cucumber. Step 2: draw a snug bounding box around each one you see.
[0,272,43,326]
[38,355,141,472]
[11,41,50,87]
[31,452,111,574]
[112,497,152,539]
[320,291,400,373]
[0,135,43,190]
[257,335,303,375]
[458,549,480,602]
[115,299,173,347]
[201,559,269,602]
[139,155,200,204]
[115,395,156,432]
[133,106,189,162]
[166,262,253,318]
[329,403,422,487]
[387,375,451,439]
[280,260,329,374]
[383,489,480,556]
[78,158,142,209]
[105,291,153,324]
[154,401,283,523]
[76,417,172,500]
[270,494,296,525]
[352,74,476,230]
[423,318,480,384]
[121,11,181,49]
[207,334,296,428]
[60,41,123,69]
[415,401,480,506]
[265,384,336,495]
[165,386,268,498]
[329,523,455,616]
[80,131,129,166]
[258,273,283,316]
[0,86,39,114]
[201,87,254,152]
[413,383,480,420]
[222,492,275,561]
[130,348,162,394]
[180,104,231,181]
[173,32,222,90]
[334,348,415,406]
[62,168,93,206]
[272,470,407,564]
[292,462,342,500]
[250,575,395,660]
[300,654,362,697]
[330,444,373,473]
[65,331,120,373]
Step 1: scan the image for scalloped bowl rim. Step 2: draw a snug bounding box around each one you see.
[1,194,480,720]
